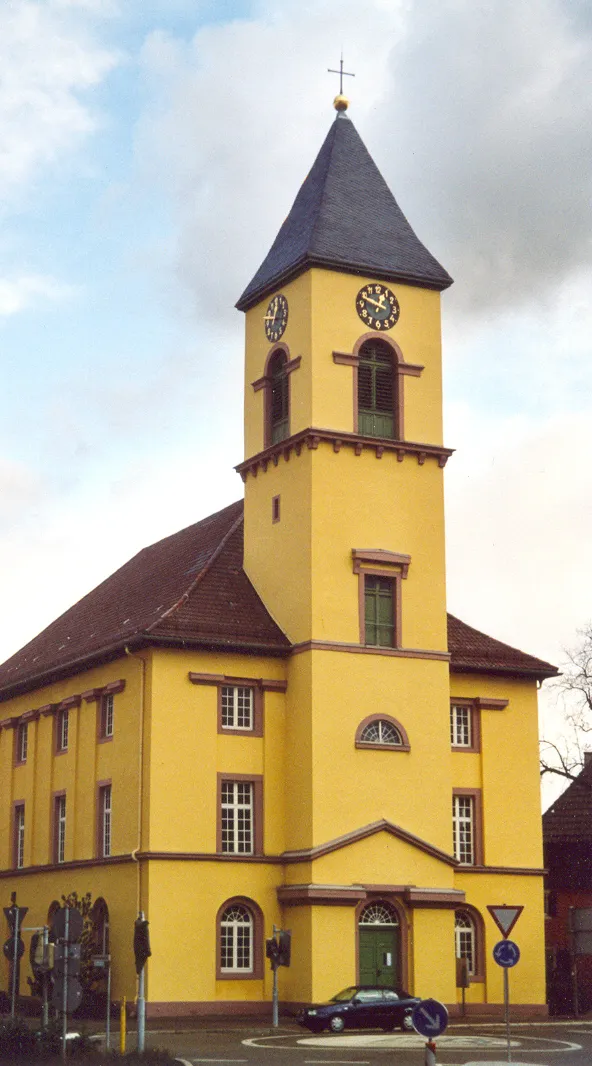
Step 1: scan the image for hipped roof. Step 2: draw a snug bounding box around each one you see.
[236,113,453,311]
[0,500,556,701]
[543,760,592,843]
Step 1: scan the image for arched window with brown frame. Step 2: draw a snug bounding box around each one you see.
[268,349,289,445]
[90,897,110,955]
[454,906,485,982]
[357,339,397,439]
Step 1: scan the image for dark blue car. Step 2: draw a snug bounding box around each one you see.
[298,985,421,1033]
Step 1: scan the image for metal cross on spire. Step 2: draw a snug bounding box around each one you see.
[327,53,355,95]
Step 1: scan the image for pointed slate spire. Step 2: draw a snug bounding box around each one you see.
[236,113,452,311]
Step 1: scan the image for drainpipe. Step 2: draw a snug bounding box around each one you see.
[125,647,147,915]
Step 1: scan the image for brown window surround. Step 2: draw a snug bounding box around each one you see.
[51,791,67,865]
[96,780,112,859]
[189,673,287,738]
[14,722,28,766]
[215,896,264,980]
[333,333,424,441]
[12,801,25,870]
[352,549,411,650]
[272,494,280,523]
[355,713,411,751]
[452,788,483,867]
[450,700,481,754]
[216,773,263,856]
[251,344,302,449]
[81,680,125,744]
[52,695,81,755]
[455,905,486,983]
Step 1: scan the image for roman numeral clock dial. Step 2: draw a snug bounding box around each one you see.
[264,293,289,342]
[356,283,400,330]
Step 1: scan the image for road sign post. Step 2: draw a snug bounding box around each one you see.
[493,939,520,1064]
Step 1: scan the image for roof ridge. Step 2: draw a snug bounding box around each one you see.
[308,116,339,253]
[144,510,244,634]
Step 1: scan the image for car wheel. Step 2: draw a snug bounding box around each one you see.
[401,1012,414,1032]
[329,1015,345,1033]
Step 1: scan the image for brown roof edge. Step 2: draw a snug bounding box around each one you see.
[450,662,558,682]
[0,632,290,704]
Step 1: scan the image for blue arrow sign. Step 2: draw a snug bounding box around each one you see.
[412,998,449,1037]
[493,939,520,968]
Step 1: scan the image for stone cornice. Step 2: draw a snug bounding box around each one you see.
[236,428,453,481]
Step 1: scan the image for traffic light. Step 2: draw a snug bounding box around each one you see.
[278,930,291,967]
[134,917,151,974]
[266,937,279,962]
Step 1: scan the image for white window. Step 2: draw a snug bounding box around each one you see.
[221,781,253,854]
[451,705,471,747]
[453,794,474,864]
[360,719,402,745]
[17,723,28,763]
[15,805,25,869]
[57,709,69,752]
[55,795,66,864]
[455,910,476,976]
[220,903,253,972]
[102,694,114,738]
[100,785,112,857]
[221,686,253,730]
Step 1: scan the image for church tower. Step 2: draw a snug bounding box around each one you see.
[236,98,455,856]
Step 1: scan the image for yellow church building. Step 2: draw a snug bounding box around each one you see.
[0,98,555,1018]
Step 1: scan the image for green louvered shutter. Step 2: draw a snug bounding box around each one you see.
[358,341,395,439]
[364,576,394,647]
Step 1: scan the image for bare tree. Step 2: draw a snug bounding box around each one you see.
[540,624,592,787]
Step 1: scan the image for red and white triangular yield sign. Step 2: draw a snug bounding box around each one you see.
[487,904,524,938]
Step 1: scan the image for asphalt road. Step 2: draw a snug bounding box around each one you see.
[123,1019,592,1066]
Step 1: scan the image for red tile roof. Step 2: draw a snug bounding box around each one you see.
[0,500,556,700]
[447,613,557,681]
[543,761,592,843]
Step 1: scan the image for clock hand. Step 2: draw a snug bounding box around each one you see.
[366,296,385,310]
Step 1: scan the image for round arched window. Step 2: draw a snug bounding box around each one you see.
[220,903,253,973]
[360,719,402,746]
[455,909,476,976]
[359,901,399,926]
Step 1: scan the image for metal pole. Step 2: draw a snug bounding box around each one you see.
[106,957,111,1050]
[137,910,146,1052]
[272,925,279,1027]
[62,909,69,1060]
[120,997,126,1054]
[504,966,511,1063]
[10,906,20,1019]
[424,1039,437,1066]
[42,926,49,1029]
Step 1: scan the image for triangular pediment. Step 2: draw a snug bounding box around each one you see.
[281,817,457,867]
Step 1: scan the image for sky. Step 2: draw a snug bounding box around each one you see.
[0,0,591,807]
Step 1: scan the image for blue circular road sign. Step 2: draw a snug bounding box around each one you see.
[412,998,449,1038]
[493,939,520,968]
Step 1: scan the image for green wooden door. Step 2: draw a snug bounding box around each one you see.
[359,926,398,987]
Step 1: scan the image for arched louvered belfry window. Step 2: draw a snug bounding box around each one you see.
[357,340,397,439]
[268,349,289,444]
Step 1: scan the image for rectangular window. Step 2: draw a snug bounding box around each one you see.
[364,575,394,647]
[57,709,69,752]
[16,723,28,764]
[453,794,475,864]
[221,686,254,731]
[54,794,66,864]
[99,784,112,857]
[101,694,114,739]
[451,705,472,747]
[221,781,253,854]
[13,804,25,869]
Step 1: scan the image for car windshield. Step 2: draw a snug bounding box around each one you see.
[331,987,358,1002]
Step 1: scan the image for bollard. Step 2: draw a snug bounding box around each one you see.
[120,996,126,1054]
[424,1039,437,1066]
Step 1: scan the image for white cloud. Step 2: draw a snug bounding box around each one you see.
[0,274,74,316]
[0,0,121,202]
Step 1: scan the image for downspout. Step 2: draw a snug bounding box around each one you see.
[126,646,147,915]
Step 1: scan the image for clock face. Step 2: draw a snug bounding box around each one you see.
[356,283,400,331]
[264,293,289,342]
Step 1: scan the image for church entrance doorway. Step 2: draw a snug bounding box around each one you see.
[358,901,400,987]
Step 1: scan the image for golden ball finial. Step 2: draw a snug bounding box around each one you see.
[333,94,349,112]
